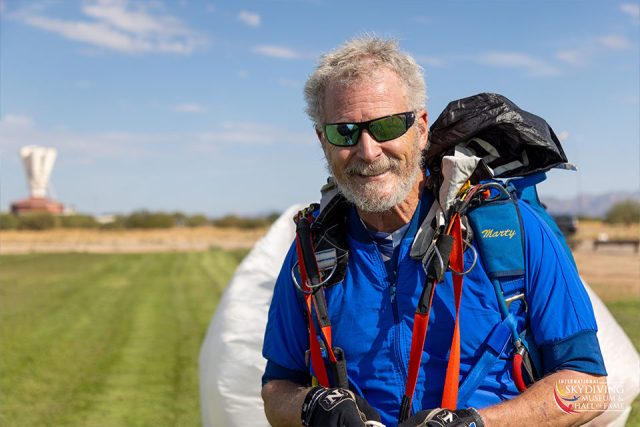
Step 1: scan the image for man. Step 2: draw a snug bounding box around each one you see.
[261,36,607,427]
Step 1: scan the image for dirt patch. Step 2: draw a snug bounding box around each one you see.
[2,221,637,302]
[0,227,267,254]
[576,220,640,241]
[573,241,640,302]
[571,221,640,301]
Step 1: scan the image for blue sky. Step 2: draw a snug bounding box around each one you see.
[1,0,638,216]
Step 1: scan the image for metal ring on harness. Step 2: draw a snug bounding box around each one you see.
[448,239,478,276]
[291,261,338,294]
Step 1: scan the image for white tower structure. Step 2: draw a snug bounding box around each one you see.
[20,145,57,199]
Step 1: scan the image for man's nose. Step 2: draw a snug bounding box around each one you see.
[356,130,382,162]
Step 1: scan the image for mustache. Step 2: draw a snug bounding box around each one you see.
[345,156,400,176]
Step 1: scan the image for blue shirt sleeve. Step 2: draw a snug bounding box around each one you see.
[520,202,607,376]
[261,242,311,383]
[262,360,311,386]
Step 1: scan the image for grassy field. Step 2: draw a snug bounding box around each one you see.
[0,251,245,427]
[1,250,638,426]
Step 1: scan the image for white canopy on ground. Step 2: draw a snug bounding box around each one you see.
[199,205,639,427]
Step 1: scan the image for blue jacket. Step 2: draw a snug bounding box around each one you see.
[262,193,606,426]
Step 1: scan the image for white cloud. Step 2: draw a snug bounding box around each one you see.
[620,3,640,24]
[238,10,260,27]
[556,34,633,68]
[252,45,300,59]
[598,34,633,49]
[1,114,34,126]
[173,103,207,113]
[555,49,590,67]
[0,114,151,161]
[475,52,560,76]
[557,130,570,142]
[13,0,207,55]
[415,55,446,68]
[193,122,315,149]
[0,114,311,164]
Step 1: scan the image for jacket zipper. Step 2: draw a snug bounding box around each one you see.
[383,257,410,410]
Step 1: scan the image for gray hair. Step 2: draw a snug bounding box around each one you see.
[304,35,426,127]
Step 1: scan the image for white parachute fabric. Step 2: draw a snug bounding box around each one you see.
[199,205,639,427]
[583,285,640,427]
[199,204,302,427]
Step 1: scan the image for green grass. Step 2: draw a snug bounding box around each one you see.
[0,251,243,427]
[605,299,640,427]
[0,252,638,426]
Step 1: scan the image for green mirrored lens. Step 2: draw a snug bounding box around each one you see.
[324,112,413,146]
[368,115,407,141]
[325,123,360,146]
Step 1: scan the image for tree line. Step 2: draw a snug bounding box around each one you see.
[0,210,281,231]
[1,200,638,231]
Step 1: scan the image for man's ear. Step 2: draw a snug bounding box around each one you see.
[417,109,429,150]
[315,126,323,143]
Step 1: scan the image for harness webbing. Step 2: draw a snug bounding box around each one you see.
[441,214,464,410]
[399,213,465,421]
[295,210,345,388]
[296,229,330,387]
[401,281,435,419]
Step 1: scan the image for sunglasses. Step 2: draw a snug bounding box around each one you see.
[323,111,416,147]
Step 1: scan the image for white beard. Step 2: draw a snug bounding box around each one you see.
[327,136,423,213]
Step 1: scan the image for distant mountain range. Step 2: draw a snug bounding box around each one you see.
[539,190,640,217]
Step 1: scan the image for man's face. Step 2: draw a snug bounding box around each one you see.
[318,68,428,213]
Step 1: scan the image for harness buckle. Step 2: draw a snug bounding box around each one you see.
[504,293,527,312]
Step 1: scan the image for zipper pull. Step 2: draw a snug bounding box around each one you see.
[390,270,397,302]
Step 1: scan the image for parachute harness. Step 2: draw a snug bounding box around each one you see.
[293,180,539,423]
[293,205,348,389]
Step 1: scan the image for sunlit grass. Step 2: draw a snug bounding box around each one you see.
[0,252,637,426]
[0,251,241,427]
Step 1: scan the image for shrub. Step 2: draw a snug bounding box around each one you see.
[211,212,280,229]
[60,214,99,228]
[0,213,20,230]
[172,212,188,227]
[605,199,640,225]
[18,212,58,230]
[122,210,175,229]
[186,214,209,227]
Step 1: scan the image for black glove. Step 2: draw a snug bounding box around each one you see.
[399,407,484,427]
[301,386,382,427]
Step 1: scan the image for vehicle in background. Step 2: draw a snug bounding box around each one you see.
[552,214,578,235]
[552,214,579,249]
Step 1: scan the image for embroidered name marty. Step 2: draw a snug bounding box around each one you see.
[481,228,516,239]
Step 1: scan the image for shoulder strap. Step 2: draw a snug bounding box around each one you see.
[457,182,544,404]
[309,194,351,287]
[293,197,351,389]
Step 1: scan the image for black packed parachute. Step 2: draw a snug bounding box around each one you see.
[426,93,570,178]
